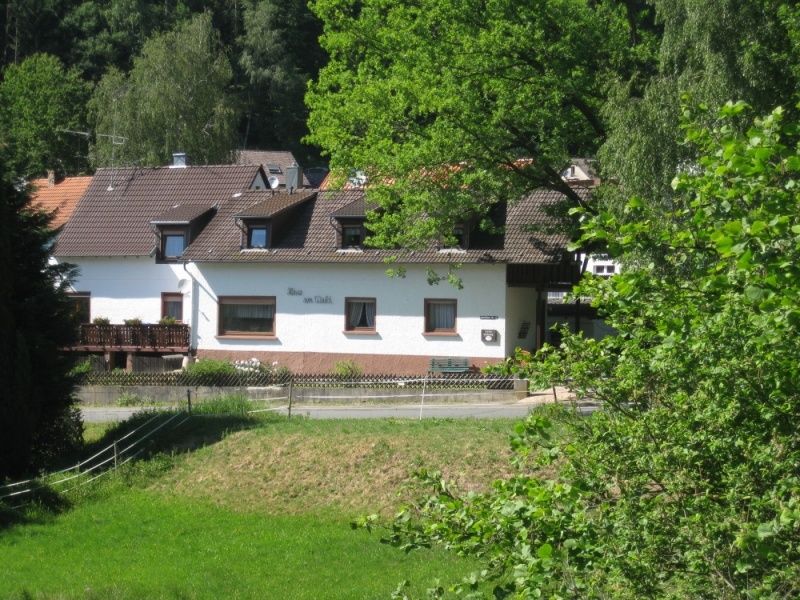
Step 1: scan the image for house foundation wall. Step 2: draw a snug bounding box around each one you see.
[196,349,502,375]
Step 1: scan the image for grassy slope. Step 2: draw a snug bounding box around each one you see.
[156,417,515,516]
[1,415,516,599]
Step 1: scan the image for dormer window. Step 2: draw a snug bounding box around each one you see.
[247,223,270,248]
[162,230,187,258]
[453,225,467,249]
[342,224,364,248]
[151,203,216,263]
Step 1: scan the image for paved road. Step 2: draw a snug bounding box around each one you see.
[81,402,598,422]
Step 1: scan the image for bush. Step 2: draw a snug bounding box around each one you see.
[123,318,142,326]
[183,359,237,384]
[332,359,362,378]
[385,106,800,598]
[92,317,110,325]
[68,358,94,378]
[158,316,177,325]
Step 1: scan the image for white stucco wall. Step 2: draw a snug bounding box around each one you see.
[187,262,508,358]
[58,257,187,324]
[504,287,539,355]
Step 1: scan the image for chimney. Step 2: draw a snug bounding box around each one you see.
[285,163,303,193]
[171,152,188,168]
[47,170,55,187]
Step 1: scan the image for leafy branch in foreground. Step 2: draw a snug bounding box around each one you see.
[370,104,800,598]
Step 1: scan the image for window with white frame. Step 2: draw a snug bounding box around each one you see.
[593,264,616,277]
[424,299,457,333]
[345,298,376,332]
[218,297,276,336]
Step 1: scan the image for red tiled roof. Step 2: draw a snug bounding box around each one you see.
[29,176,93,229]
[55,165,263,257]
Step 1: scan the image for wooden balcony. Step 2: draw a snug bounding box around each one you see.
[71,324,190,352]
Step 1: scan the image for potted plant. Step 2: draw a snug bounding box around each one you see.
[123,317,144,346]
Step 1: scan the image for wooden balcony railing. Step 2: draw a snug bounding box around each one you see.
[72,324,190,352]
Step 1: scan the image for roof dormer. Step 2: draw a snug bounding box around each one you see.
[330,196,377,249]
[234,190,315,250]
[150,203,216,262]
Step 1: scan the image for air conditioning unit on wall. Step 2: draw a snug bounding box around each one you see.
[481,329,498,343]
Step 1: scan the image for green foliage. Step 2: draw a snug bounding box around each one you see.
[384,106,800,597]
[116,392,152,407]
[238,0,325,162]
[183,358,237,383]
[0,170,81,478]
[89,13,238,167]
[68,358,95,378]
[600,0,800,215]
[331,359,363,378]
[122,317,142,326]
[92,316,110,325]
[0,53,90,177]
[307,0,634,251]
[158,315,177,325]
[191,394,251,416]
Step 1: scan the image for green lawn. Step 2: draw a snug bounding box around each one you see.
[1,413,516,599]
[1,490,471,599]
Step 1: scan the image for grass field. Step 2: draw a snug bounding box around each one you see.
[1,412,518,599]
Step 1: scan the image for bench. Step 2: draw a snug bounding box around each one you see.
[428,356,470,373]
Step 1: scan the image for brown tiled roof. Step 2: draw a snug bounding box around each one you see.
[235,190,315,219]
[183,187,582,265]
[234,150,311,187]
[29,176,93,229]
[55,165,263,257]
[329,196,378,218]
[151,203,216,225]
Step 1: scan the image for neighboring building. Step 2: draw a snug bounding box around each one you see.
[234,149,312,188]
[29,171,93,230]
[54,157,588,374]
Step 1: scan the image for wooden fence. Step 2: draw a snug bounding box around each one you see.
[79,371,515,390]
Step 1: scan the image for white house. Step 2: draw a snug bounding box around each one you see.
[54,158,587,374]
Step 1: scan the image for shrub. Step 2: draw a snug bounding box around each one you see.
[123,318,143,326]
[158,316,177,325]
[332,359,362,378]
[183,359,237,384]
[385,106,800,598]
[92,316,110,325]
[68,358,94,378]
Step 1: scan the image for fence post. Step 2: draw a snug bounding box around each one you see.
[419,375,428,420]
[113,441,118,470]
[187,388,192,414]
[287,380,294,419]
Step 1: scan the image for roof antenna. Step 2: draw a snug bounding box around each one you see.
[58,128,127,191]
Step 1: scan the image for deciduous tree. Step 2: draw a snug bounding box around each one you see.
[0,53,90,177]
[382,104,800,598]
[307,0,638,248]
[90,12,238,167]
[238,0,325,162]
